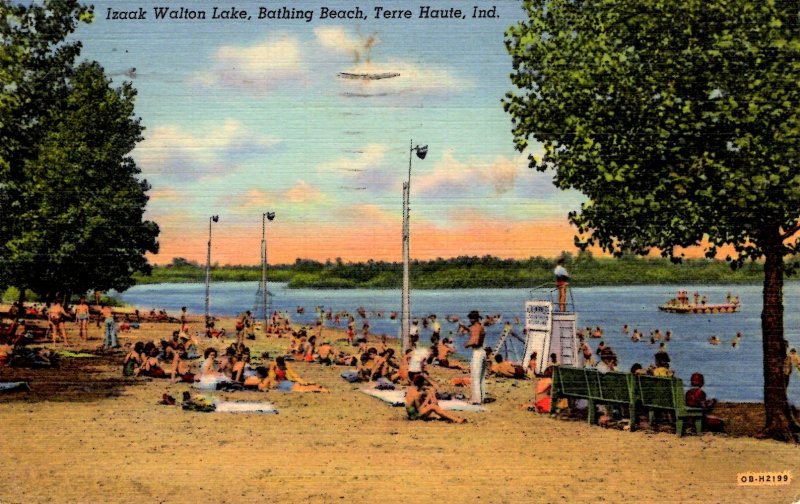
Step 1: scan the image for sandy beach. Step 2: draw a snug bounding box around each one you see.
[1,317,798,503]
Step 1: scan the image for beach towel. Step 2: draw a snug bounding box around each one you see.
[360,388,487,412]
[214,401,278,414]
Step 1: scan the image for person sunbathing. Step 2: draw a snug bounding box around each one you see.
[200,347,221,378]
[268,356,327,393]
[405,374,465,423]
[490,354,526,378]
[317,340,335,365]
[370,348,399,381]
[123,342,145,377]
[435,338,468,371]
[171,348,196,383]
[137,348,166,378]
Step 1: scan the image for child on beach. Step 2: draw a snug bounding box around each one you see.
[685,372,724,432]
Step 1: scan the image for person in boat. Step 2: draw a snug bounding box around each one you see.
[405,374,465,423]
[553,258,570,312]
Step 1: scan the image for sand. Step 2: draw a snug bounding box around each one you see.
[0,318,798,503]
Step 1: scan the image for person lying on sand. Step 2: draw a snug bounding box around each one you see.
[405,374,465,423]
[267,356,328,393]
[490,354,526,379]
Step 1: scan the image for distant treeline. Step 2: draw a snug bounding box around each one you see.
[132,253,779,289]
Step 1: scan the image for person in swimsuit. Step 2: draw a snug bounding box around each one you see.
[74,296,90,341]
[123,342,145,377]
[170,347,196,383]
[405,374,465,423]
[137,348,166,378]
[269,356,327,392]
[48,301,70,344]
[435,338,468,371]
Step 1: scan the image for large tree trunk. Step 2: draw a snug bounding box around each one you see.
[760,238,799,441]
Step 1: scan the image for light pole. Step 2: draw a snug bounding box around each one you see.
[204,215,219,325]
[401,140,428,353]
[261,211,276,331]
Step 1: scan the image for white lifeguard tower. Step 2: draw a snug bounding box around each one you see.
[521,299,579,374]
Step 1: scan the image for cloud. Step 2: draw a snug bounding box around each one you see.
[191,34,308,92]
[337,60,471,97]
[314,27,378,63]
[317,144,387,172]
[134,119,280,180]
[415,150,527,197]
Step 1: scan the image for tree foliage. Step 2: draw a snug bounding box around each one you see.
[505,0,799,440]
[0,1,159,297]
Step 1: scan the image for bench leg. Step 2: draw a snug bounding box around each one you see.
[676,419,684,437]
[588,400,596,425]
[694,417,702,435]
[648,410,655,429]
[629,403,636,432]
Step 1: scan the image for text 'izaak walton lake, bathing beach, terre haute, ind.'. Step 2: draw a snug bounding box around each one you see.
[105,5,501,22]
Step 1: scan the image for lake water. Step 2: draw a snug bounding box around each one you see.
[116,282,800,402]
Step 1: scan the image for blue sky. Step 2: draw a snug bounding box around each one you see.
[77,0,585,264]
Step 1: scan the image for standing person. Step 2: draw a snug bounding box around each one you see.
[101,305,117,348]
[553,258,570,312]
[48,300,70,344]
[465,310,486,405]
[74,296,90,342]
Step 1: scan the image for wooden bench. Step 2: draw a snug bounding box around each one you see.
[551,366,637,430]
[636,375,704,437]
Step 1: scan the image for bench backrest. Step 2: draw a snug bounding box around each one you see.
[636,375,687,411]
[553,366,634,404]
[554,366,592,398]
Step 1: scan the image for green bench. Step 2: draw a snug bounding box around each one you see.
[636,375,705,437]
[551,366,637,431]
[551,366,705,436]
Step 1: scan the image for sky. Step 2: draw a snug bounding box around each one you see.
[77,0,588,265]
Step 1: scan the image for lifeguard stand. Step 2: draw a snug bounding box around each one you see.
[521,287,579,374]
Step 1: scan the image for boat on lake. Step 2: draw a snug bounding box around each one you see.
[659,290,740,314]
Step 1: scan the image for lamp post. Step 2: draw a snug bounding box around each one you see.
[401,140,428,353]
[204,215,219,325]
[261,211,276,330]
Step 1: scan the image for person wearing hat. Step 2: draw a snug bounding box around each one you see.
[465,310,487,405]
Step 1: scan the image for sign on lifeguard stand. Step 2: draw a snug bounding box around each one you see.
[523,300,579,374]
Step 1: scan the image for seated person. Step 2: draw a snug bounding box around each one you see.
[243,366,275,391]
[170,347,196,384]
[490,354,526,378]
[405,374,465,423]
[533,366,554,413]
[123,342,145,377]
[370,348,399,381]
[317,340,335,365]
[137,348,166,378]
[685,372,724,432]
[435,338,468,371]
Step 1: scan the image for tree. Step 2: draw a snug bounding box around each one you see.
[1,1,159,299]
[505,0,799,440]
